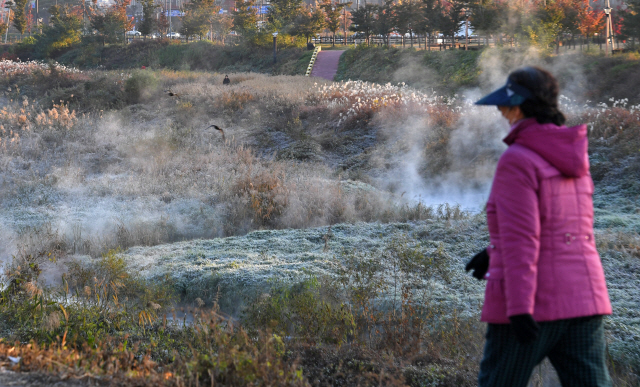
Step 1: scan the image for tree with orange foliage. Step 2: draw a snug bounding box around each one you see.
[577,1,604,46]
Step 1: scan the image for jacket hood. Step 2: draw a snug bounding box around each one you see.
[503,118,589,178]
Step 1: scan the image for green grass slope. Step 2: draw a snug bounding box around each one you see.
[57,40,314,75]
[335,46,640,105]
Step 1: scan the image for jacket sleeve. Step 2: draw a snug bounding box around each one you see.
[493,148,541,317]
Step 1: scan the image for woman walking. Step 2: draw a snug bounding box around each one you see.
[466,67,612,387]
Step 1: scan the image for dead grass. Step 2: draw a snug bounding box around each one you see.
[2,69,467,255]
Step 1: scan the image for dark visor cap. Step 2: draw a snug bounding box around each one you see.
[475,81,534,107]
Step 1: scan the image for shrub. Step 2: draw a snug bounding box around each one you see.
[233,162,291,228]
[12,37,37,60]
[243,277,356,345]
[214,90,256,114]
[175,320,309,386]
[124,70,159,104]
[34,102,77,130]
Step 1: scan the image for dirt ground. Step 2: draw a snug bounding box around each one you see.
[0,369,93,387]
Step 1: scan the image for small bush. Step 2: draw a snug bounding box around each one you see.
[243,277,356,345]
[214,90,256,114]
[234,163,290,227]
[124,70,159,104]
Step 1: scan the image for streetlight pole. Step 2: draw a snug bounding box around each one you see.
[604,0,611,57]
[464,8,470,51]
[272,32,278,63]
[343,2,346,46]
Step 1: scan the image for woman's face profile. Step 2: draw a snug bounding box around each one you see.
[498,105,525,126]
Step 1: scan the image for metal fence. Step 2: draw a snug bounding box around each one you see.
[312,35,485,50]
[1,31,630,54]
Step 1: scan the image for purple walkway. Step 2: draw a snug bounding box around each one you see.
[310,50,345,81]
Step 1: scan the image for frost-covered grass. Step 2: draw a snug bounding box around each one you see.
[125,215,486,312]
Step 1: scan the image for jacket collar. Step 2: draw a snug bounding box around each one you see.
[503,117,537,146]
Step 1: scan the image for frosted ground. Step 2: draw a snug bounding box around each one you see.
[1,60,640,378]
[124,218,487,312]
[120,214,640,371]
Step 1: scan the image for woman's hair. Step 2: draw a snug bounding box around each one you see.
[508,67,566,126]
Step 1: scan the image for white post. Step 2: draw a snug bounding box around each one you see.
[464,8,471,51]
[605,15,610,55]
[465,18,468,50]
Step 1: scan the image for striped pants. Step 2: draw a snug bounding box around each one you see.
[479,315,611,387]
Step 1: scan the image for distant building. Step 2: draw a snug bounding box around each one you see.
[590,0,625,10]
[94,0,115,9]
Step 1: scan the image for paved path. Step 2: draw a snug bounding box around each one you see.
[310,50,345,81]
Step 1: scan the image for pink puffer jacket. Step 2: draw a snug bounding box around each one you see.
[481,118,612,324]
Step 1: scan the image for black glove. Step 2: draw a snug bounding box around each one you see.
[509,314,540,344]
[465,249,489,280]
